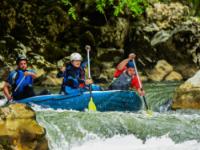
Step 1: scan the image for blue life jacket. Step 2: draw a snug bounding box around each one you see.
[7,69,34,98]
[62,62,102,95]
[63,63,85,89]
[109,71,132,90]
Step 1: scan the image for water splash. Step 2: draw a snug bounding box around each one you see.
[36,110,200,149]
[34,82,200,150]
[72,135,200,150]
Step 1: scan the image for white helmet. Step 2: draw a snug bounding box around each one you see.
[70,52,82,61]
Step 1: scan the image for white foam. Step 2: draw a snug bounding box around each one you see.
[71,135,200,150]
[0,98,7,107]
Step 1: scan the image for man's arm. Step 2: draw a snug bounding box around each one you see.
[131,75,145,96]
[137,88,145,96]
[24,71,37,79]
[3,82,12,100]
[117,53,136,70]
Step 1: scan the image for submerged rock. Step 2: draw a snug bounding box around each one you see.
[165,71,183,81]
[147,60,173,81]
[172,70,200,109]
[0,103,48,150]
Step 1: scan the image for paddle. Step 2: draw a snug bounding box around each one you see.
[14,75,26,92]
[132,60,152,114]
[85,45,97,111]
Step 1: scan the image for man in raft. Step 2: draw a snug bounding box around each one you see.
[109,53,145,96]
[3,55,37,100]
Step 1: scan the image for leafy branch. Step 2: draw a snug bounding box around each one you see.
[60,0,77,20]
[96,0,148,17]
[60,0,148,20]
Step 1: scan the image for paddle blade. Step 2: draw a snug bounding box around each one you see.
[146,110,153,117]
[88,97,97,111]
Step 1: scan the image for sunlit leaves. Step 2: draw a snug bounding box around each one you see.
[60,0,70,6]
[60,0,77,20]
[96,0,148,17]
[96,0,107,14]
[68,7,77,20]
[60,0,148,20]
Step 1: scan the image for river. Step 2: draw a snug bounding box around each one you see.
[33,82,200,150]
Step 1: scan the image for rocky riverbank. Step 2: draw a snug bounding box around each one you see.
[0,1,199,87]
[0,103,48,150]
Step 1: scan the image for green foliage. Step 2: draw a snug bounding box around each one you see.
[187,0,200,16]
[60,0,77,20]
[60,0,148,20]
[68,7,77,20]
[96,0,107,14]
[60,0,70,5]
[96,0,148,17]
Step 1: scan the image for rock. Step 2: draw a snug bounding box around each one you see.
[98,73,109,83]
[41,75,62,86]
[29,53,56,69]
[101,62,115,69]
[0,81,5,91]
[97,47,124,62]
[100,18,129,48]
[151,30,171,46]
[0,0,199,87]
[0,54,5,66]
[186,70,200,87]
[148,60,173,81]
[127,2,200,72]
[14,42,32,56]
[172,71,200,109]
[99,68,116,82]
[175,64,198,80]
[0,103,48,150]
[165,71,183,81]
[0,66,13,81]
[32,65,46,78]
[146,2,189,29]
[140,75,148,82]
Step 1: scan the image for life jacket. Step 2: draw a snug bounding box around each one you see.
[63,63,85,89]
[10,69,34,97]
[109,71,132,90]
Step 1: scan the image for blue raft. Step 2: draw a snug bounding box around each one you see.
[17,90,142,112]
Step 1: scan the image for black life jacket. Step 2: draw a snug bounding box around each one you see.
[109,71,132,90]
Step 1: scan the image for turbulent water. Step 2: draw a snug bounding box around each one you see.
[34,82,200,150]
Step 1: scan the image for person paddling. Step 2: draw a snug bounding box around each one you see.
[58,52,101,94]
[3,55,37,100]
[109,53,145,96]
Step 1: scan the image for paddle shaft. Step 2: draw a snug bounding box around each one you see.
[14,75,26,92]
[87,48,91,79]
[86,45,92,92]
[132,60,149,110]
[85,45,97,111]
[142,95,149,110]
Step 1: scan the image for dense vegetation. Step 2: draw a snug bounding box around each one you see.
[60,0,148,20]
[60,0,200,21]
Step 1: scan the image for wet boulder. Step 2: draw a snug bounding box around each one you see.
[172,70,200,109]
[165,71,183,81]
[0,103,48,150]
[147,60,173,81]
